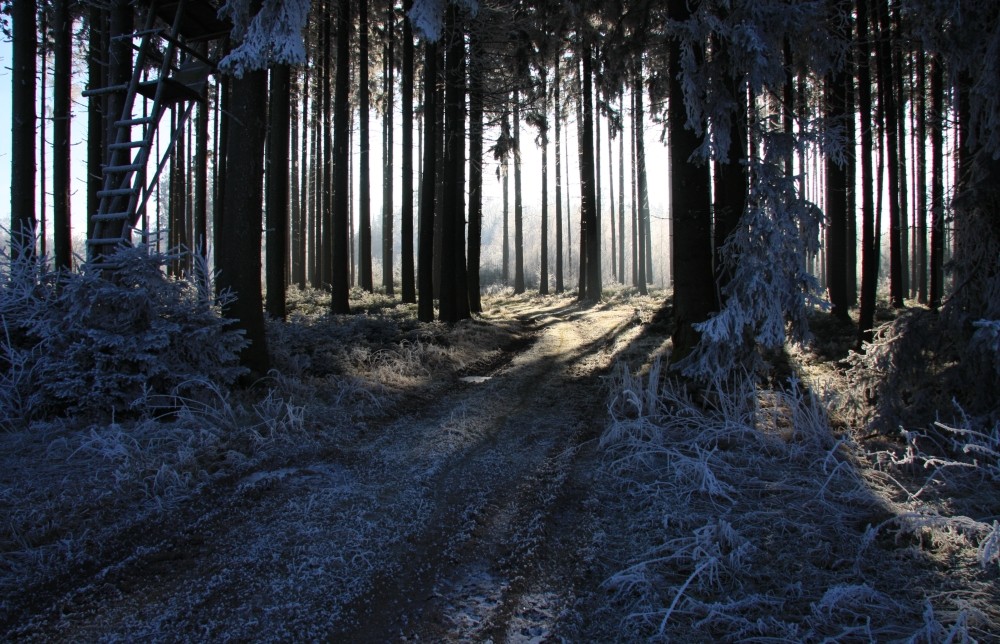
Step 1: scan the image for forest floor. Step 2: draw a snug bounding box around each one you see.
[2,288,998,641]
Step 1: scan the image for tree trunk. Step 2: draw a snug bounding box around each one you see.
[401,0,416,303]
[52,0,73,269]
[634,63,649,296]
[331,0,352,314]
[856,0,879,347]
[438,5,470,323]
[915,49,928,304]
[292,63,305,289]
[320,7,333,287]
[875,0,903,308]
[713,78,747,295]
[892,2,909,300]
[467,29,484,311]
[630,84,638,286]
[554,55,564,293]
[825,10,850,321]
[608,112,616,283]
[513,87,526,294]
[11,0,37,259]
[668,0,715,363]
[358,0,373,292]
[87,6,106,246]
[619,92,625,284]
[580,49,601,300]
[382,9,395,295]
[266,64,290,320]
[418,40,438,322]
[218,68,270,375]
[845,46,858,307]
[539,67,549,296]
[929,53,944,311]
[502,101,510,285]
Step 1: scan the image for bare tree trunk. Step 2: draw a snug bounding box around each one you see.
[876,0,903,308]
[438,4,470,322]
[554,56,564,293]
[266,64,290,319]
[618,92,625,284]
[579,49,601,300]
[11,0,37,259]
[634,62,649,296]
[513,87,525,294]
[218,67,270,375]
[929,53,944,311]
[467,29,484,311]
[608,111,616,283]
[87,6,106,246]
[382,8,395,295]
[330,0,352,314]
[53,0,73,269]
[539,67,549,295]
[501,101,510,285]
[915,49,928,304]
[358,0,373,292]
[401,0,417,303]
[668,0,715,363]
[856,0,879,347]
[418,40,438,322]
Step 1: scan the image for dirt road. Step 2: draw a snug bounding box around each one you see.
[8,298,662,641]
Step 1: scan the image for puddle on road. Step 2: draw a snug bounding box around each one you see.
[459,376,493,384]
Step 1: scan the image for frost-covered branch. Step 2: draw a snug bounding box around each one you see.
[218,0,311,77]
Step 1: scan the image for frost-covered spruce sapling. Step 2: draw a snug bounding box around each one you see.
[26,246,247,418]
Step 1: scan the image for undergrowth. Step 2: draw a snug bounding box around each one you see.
[600,359,1000,641]
[0,248,516,625]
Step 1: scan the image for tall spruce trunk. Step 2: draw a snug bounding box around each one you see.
[539,68,550,296]
[929,53,944,310]
[915,49,928,304]
[668,0,715,363]
[358,0,373,292]
[266,64,291,320]
[218,68,270,375]
[554,56,564,293]
[382,11,395,295]
[875,0,903,308]
[438,6,470,322]
[513,87,526,294]
[580,50,601,300]
[618,93,626,285]
[417,41,438,322]
[401,0,417,303]
[53,0,73,269]
[856,0,879,347]
[634,62,649,295]
[825,38,850,321]
[330,0,352,314]
[467,30,484,311]
[11,0,37,259]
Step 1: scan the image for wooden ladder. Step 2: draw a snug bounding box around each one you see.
[85,0,224,264]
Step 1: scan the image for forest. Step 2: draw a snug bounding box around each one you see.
[1,0,999,639]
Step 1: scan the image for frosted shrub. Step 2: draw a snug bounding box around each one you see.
[3,246,246,421]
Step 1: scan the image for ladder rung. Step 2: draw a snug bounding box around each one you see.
[114,28,162,41]
[116,117,154,128]
[97,188,138,198]
[91,212,133,222]
[108,141,145,151]
[82,84,128,97]
[104,163,143,174]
